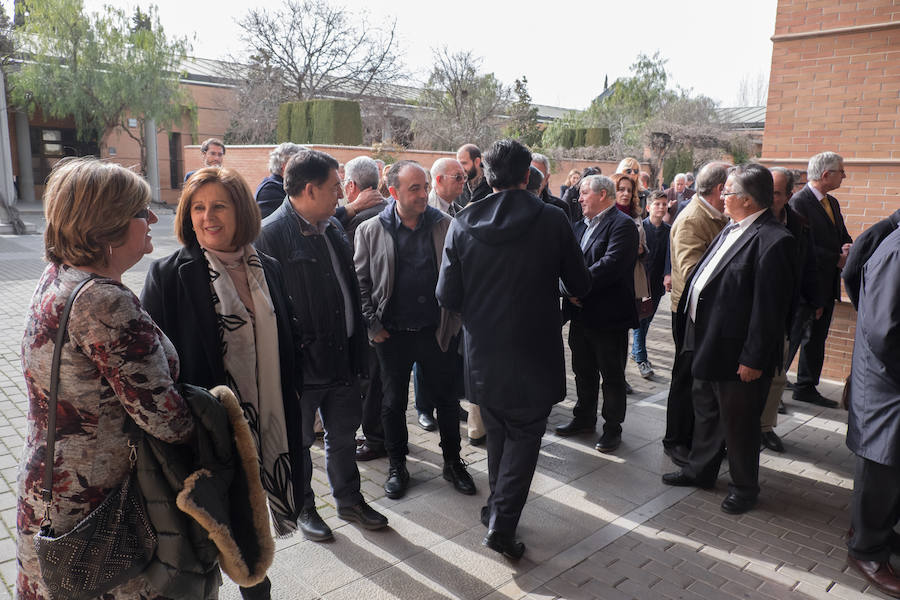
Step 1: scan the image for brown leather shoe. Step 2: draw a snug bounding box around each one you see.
[848,556,900,598]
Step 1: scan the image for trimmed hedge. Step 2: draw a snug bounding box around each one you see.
[584,128,610,146]
[277,100,363,145]
[275,103,293,143]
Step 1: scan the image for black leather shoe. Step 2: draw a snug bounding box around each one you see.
[595,432,621,453]
[480,505,490,527]
[555,419,596,437]
[384,462,410,499]
[760,431,785,453]
[664,445,690,467]
[483,529,525,560]
[417,412,437,431]
[848,557,900,598]
[469,435,486,447]
[625,380,634,395]
[298,507,333,541]
[662,470,714,489]
[338,501,389,530]
[443,459,476,495]
[355,442,387,461]
[792,389,838,408]
[720,493,757,515]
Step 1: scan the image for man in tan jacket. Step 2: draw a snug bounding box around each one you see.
[662,162,731,465]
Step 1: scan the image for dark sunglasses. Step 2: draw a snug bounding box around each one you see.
[133,207,150,220]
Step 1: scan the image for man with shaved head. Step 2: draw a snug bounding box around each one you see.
[456,143,492,207]
[429,158,466,215]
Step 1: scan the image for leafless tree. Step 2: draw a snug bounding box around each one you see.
[736,71,770,106]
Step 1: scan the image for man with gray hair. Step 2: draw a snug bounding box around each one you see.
[787,151,852,408]
[664,173,695,224]
[428,158,466,216]
[256,142,304,218]
[662,161,731,465]
[531,153,570,218]
[338,156,388,245]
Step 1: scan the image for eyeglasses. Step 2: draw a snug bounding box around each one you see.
[623,168,639,174]
[826,169,846,177]
[442,174,467,182]
[133,207,150,220]
[721,191,741,198]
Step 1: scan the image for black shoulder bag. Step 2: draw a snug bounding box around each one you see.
[34,275,157,600]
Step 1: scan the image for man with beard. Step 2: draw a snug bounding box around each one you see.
[456,144,492,207]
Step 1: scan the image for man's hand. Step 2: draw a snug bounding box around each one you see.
[837,243,852,269]
[568,297,583,307]
[737,364,762,382]
[372,329,390,343]
[663,274,672,292]
[345,188,383,218]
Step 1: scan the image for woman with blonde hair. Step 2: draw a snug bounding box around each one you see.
[559,168,582,198]
[616,157,649,216]
[17,158,196,600]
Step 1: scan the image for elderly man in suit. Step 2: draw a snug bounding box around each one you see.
[786,152,852,408]
[662,163,795,515]
[555,174,639,454]
[663,173,695,224]
[845,227,900,597]
[437,139,590,559]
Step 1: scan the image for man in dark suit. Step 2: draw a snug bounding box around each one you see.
[555,174,639,453]
[255,142,302,219]
[787,152,852,408]
[845,227,900,597]
[663,173,695,224]
[455,143,492,206]
[531,152,571,219]
[436,139,590,560]
[662,163,795,515]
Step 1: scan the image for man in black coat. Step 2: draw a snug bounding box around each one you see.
[531,152,571,219]
[787,151,852,408]
[662,164,795,515]
[455,143,492,207]
[555,174,639,454]
[254,142,302,219]
[437,139,590,560]
[842,208,900,309]
[255,150,388,541]
[845,227,900,597]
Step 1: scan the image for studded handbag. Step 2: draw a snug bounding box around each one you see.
[33,275,157,600]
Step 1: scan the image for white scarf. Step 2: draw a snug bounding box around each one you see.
[203,246,298,536]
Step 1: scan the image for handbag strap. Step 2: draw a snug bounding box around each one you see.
[40,274,96,518]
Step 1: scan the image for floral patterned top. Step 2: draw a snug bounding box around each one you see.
[16,264,196,600]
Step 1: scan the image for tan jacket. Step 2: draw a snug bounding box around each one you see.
[669,196,729,307]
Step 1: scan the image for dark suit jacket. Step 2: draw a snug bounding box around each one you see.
[789,185,852,303]
[676,210,796,381]
[255,174,286,220]
[436,189,590,410]
[784,204,822,323]
[846,227,900,467]
[842,208,900,310]
[140,243,306,510]
[563,207,639,331]
[665,187,695,221]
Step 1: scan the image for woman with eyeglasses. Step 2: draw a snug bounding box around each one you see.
[17,158,196,600]
[617,157,649,217]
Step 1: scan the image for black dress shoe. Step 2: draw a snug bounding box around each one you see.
[417,412,437,431]
[760,431,785,453]
[555,419,596,437]
[625,380,634,395]
[664,445,690,467]
[662,470,714,489]
[480,505,490,527]
[355,442,387,461]
[384,462,410,499]
[483,529,525,560]
[338,501,389,530]
[848,557,900,598]
[792,389,838,408]
[469,435,486,447]
[595,431,621,453]
[443,459,476,495]
[720,493,757,515]
[298,507,333,541]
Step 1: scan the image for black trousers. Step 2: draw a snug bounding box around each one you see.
[849,455,900,562]
[481,403,551,535]
[568,320,628,435]
[300,383,363,509]
[375,328,461,463]
[684,377,769,499]
[664,346,695,450]
[790,300,835,392]
[361,347,385,448]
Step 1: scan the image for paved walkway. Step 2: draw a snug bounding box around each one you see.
[0,214,885,599]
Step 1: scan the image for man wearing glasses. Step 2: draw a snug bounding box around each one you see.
[428,158,467,216]
[786,152,852,408]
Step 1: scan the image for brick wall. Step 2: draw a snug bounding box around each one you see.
[763,0,899,381]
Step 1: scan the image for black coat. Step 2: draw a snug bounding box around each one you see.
[561,185,583,222]
[540,188,571,220]
[140,243,305,532]
[436,189,590,410]
[642,217,671,301]
[456,176,492,207]
[842,208,900,310]
[254,174,286,220]
[676,210,796,380]
[789,185,852,303]
[846,227,900,466]
[255,198,368,386]
[783,204,822,325]
[563,207,639,331]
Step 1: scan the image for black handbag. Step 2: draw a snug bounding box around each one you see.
[33,275,157,600]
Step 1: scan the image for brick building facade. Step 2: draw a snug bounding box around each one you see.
[761,0,899,381]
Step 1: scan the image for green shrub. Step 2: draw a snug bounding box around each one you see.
[276,103,293,143]
[584,128,610,147]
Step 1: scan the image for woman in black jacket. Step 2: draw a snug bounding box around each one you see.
[142,168,304,600]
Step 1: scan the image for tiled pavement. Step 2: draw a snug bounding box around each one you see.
[0,213,886,599]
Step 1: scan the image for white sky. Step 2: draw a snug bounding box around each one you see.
[8,0,779,110]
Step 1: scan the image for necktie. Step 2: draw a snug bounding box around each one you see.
[821,196,836,225]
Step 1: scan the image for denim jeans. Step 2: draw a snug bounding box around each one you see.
[631,296,662,363]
